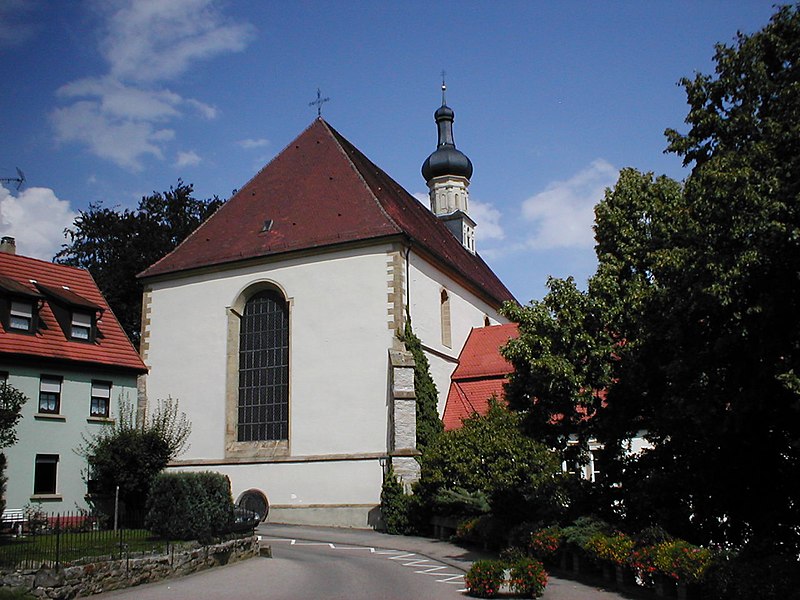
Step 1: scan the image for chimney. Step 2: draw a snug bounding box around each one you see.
[0,236,16,255]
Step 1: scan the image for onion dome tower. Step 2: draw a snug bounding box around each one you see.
[422,80,476,254]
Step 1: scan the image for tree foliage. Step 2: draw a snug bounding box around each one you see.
[77,395,191,516]
[0,381,27,449]
[1,381,28,514]
[56,181,223,348]
[503,5,800,551]
[418,400,563,524]
[399,318,443,453]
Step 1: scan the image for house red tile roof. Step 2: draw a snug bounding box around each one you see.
[139,119,515,307]
[0,252,147,373]
[443,323,519,430]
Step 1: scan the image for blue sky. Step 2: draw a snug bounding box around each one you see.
[0,0,778,304]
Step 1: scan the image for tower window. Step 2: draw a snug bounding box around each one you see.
[238,289,289,442]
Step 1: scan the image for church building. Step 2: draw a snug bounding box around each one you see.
[139,90,515,527]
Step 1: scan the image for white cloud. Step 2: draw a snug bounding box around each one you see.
[238,138,270,149]
[51,0,253,170]
[522,159,618,249]
[100,0,255,84]
[175,150,202,168]
[470,199,504,241]
[51,100,173,171]
[0,184,77,260]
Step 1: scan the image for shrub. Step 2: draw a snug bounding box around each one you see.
[465,559,506,598]
[561,516,610,549]
[629,544,659,576]
[528,526,562,561]
[79,395,191,516]
[653,539,712,583]
[145,471,234,542]
[584,532,635,566]
[380,466,412,535]
[418,401,562,525]
[510,557,548,598]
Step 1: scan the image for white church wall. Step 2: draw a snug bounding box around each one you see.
[171,458,383,527]
[143,244,396,461]
[406,251,508,414]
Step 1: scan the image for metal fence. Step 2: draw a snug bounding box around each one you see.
[0,510,169,569]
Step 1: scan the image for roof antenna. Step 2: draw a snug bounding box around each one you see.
[0,167,25,191]
[309,88,330,118]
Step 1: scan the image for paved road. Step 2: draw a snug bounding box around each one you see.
[93,523,635,599]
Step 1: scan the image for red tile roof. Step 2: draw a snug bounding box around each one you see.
[139,119,515,307]
[0,252,147,373]
[443,323,519,430]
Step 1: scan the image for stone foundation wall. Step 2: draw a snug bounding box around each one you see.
[0,535,259,599]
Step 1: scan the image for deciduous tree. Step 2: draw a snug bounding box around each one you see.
[56,181,223,347]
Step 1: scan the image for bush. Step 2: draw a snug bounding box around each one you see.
[584,532,635,566]
[510,557,548,598]
[653,539,712,583]
[465,559,506,598]
[561,516,610,549]
[145,471,234,542]
[418,401,562,525]
[702,547,800,600]
[528,526,562,561]
[380,467,412,535]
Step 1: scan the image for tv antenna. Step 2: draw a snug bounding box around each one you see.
[0,167,25,191]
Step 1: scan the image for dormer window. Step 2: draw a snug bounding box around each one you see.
[71,311,92,340]
[9,300,33,331]
[34,282,102,343]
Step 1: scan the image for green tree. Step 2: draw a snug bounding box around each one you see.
[418,400,563,525]
[0,381,27,514]
[399,319,444,453]
[503,5,800,550]
[77,395,191,516]
[56,181,223,348]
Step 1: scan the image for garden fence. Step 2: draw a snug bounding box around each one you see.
[0,509,169,569]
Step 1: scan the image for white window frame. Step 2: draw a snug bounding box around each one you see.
[39,376,62,414]
[71,311,92,340]
[9,300,33,331]
[90,381,111,418]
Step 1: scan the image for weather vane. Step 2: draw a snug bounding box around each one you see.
[309,88,330,118]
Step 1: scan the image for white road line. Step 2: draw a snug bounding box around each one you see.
[436,574,464,583]
[414,566,447,573]
[387,553,418,561]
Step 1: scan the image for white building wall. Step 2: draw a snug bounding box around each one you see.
[0,365,138,511]
[406,252,508,414]
[143,245,396,462]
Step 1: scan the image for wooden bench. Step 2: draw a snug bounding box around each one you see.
[2,508,26,535]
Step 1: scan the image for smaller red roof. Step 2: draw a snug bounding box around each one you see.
[443,323,519,430]
[0,252,147,373]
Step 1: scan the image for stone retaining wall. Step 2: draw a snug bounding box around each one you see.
[1,535,259,599]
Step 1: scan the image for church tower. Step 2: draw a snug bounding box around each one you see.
[422,81,476,254]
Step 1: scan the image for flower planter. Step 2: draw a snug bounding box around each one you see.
[602,563,613,582]
[615,565,634,588]
[654,574,676,597]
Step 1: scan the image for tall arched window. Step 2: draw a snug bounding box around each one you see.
[238,289,289,442]
[440,289,452,348]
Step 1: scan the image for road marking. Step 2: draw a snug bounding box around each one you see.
[262,538,465,588]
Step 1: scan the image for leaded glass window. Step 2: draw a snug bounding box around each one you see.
[237,289,289,442]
